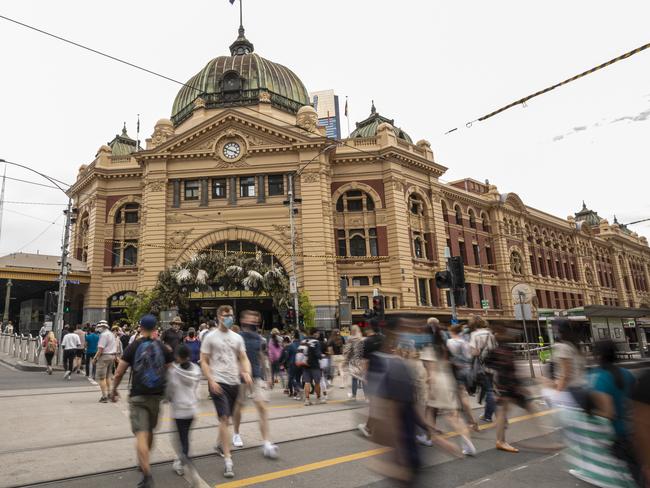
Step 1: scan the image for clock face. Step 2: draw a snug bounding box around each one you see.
[222,141,241,160]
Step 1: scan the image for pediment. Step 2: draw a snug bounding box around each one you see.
[146,110,307,157]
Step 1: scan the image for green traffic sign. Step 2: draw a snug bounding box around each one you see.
[481,299,489,310]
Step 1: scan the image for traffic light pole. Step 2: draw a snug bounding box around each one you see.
[447,257,458,324]
[54,199,73,340]
[287,174,300,330]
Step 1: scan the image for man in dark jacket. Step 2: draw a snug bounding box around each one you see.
[161,316,184,352]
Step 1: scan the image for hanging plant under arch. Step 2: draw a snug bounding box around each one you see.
[153,250,290,313]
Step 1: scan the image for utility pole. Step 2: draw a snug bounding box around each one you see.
[0,165,6,246]
[54,199,73,339]
[3,279,12,324]
[518,290,535,378]
[287,173,300,329]
[447,257,458,324]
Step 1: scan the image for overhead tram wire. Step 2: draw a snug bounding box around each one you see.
[0,14,198,93]
[17,214,63,252]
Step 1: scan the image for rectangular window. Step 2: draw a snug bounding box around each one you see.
[352,276,369,286]
[538,255,545,276]
[472,244,480,266]
[212,178,227,199]
[349,230,367,257]
[491,285,500,309]
[112,243,121,267]
[350,296,356,310]
[184,180,200,200]
[485,246,494,266]
[547,258,554,278]
[372,275,381,285]
[418,278,428,306]
[123,240,138,266]
[459,241,468,265]
[465,283,473,308]
[359,296,369,310]
[239,176,255,197]
[478,283,485,302]
[369,228,378,257]
[530,254,537,275]
[337,229,346,257]
[268,174,284,196]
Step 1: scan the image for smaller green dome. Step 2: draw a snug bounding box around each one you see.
[350,102,412,143]
[108,124,139,156]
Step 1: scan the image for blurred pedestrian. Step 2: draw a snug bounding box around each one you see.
[111,314,174,488]
[167,343,201,482]
[183,327,201,364]
[447,324,479,432]
[42,331,57,375]
[267,328,283,388]
[61,325,81,380]
[469,315,497,423]
[73,324,86,374]
[162,317,184,353]
[85,326,99,378]
[342,325,365,401]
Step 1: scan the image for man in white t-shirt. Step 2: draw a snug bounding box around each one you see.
[468,315,497,422]
[200,305,252,479]
[92,321,118,403]
[61,326,81,380]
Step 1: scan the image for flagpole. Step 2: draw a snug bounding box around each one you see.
[345,96,350,138]
[136,114,140,152]
[240,0,243,28]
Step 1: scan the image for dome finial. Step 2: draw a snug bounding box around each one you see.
[613,214,619,224]
[371,100,376,114]
[581,200,587,210]
[122,122,128,136]
[229,0,254,55]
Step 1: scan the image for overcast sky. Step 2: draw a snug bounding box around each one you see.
[0,0,649,256]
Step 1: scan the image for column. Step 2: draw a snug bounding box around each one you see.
[3,279,12,323]
[172,180,180,208]
[229,177,237,206]
[257,175,266,203]
[199,178,208,207]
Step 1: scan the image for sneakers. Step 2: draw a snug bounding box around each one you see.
[232,433,244,448]
[416,434,433,447]
[357,423,371,438]
[263,443,279,459]
[99,396,108,403]
[318,397,327,404]
[461,438,477,456]
[479,414,493,423]
[63,371,71,380]
[304,399,312,406]
[172,459,184,476]
[223,458,234,478]
[496,441,519,453]
[213,444,225,458]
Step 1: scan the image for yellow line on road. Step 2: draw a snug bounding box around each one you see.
[216,408,558,488]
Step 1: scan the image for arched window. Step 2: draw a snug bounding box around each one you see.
[413,236,424,259]
[336,190,375,212]
[481,212,490,232]
[441,201,449,223]
[207,240,283,269]
[454,205,463,226]
[468,209,477,229]
[115,203,140,224]
[349,233,367,256]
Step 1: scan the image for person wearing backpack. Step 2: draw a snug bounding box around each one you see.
[301,330,324,406]
[110,314,174,488]
[42,331,57,375]
[469,315,497,423]
[447,324,479,436]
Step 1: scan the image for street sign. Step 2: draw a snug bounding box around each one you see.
[481,299,489,310]
[289,276,297,294]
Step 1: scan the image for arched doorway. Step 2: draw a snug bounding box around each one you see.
[107,291,136,325]
[186,241,286,330]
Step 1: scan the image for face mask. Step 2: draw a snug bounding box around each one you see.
[189,332,195,338]
[222,316,234,328]
[463,327,470,334]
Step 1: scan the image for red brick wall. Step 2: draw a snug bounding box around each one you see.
[105,195,129,221]
[376,226,388,256]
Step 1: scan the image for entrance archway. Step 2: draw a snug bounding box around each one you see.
[107,291,136,325]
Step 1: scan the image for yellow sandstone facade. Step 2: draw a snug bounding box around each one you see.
[68,29,650,329]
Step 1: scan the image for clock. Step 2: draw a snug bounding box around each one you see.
[222,141,241,160]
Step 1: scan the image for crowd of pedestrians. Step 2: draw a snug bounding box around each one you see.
[25,310,649,488]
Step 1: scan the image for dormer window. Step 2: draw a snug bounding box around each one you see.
[222,71,243,97]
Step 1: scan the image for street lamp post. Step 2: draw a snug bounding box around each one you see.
[0,159,71,340]
[286,144,337,330]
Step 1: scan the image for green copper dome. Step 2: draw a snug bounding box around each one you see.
[350,102,412,143]
[171,28,310,125]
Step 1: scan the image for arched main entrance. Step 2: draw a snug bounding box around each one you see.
[181,240,287,330]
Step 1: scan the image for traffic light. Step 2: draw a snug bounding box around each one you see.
[64,300,71,313]
[372,295,385,319]
[449,256,465,288]
[453,288,467,307]
[285,307,296,324]
[435,271,452,289]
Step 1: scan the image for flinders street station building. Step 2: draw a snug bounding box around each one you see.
[66,26,650,346]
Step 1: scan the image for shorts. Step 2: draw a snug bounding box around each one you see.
[302,368,322,385]
[129,395,163,433]
[75,349,84,358]
[96,354,115,381]
[210,383,240,418]
[237,378,269,404]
